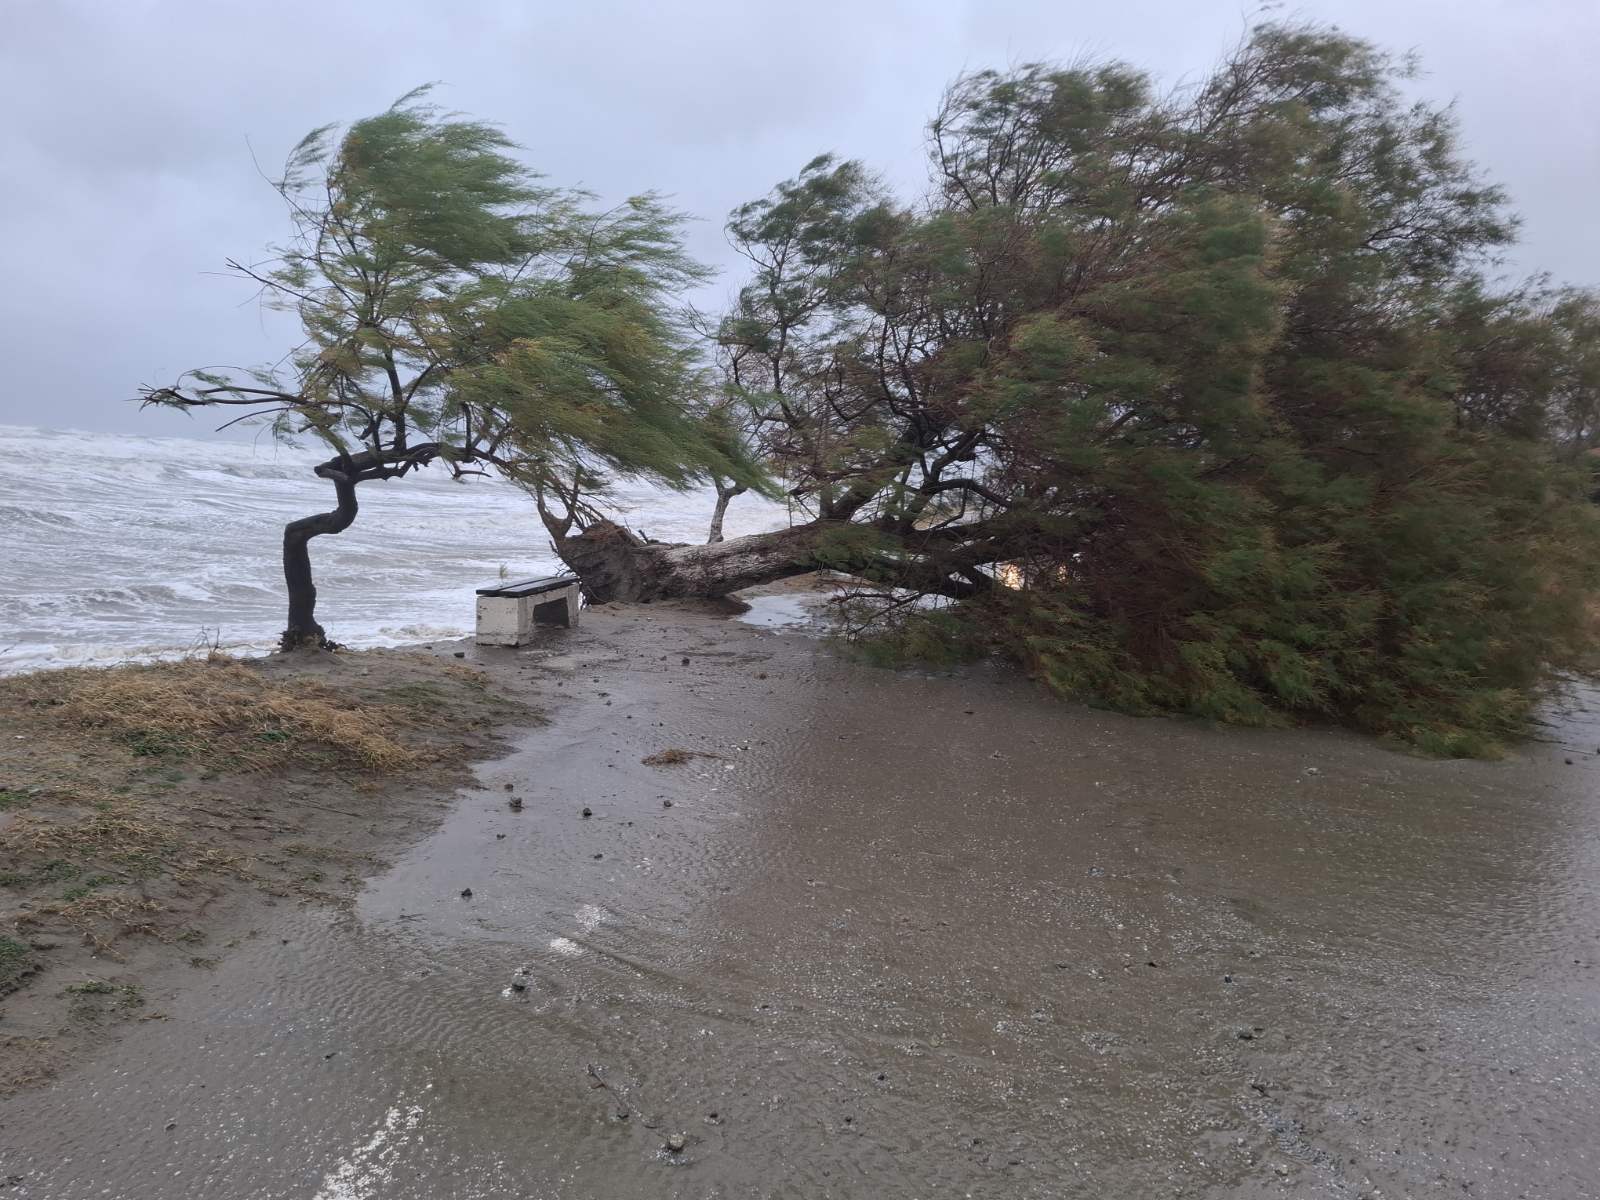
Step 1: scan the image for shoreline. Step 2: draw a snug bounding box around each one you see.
[2,601,1597,1197]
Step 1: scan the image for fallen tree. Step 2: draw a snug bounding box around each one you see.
[550,22,1600,752]
[550,520,824,603]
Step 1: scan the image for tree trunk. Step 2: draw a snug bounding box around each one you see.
[281,468,359,651]
[552,516,1001,605]
[553,519,833,603]
[706,481,747,544]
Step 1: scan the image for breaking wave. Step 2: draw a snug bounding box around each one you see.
[0,424,786,674]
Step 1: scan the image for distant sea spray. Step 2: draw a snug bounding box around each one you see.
[0,425,784,674]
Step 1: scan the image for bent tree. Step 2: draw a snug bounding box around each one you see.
[556,23,1600,752]
[143,88,759,649]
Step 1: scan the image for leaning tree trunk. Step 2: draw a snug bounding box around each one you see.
[706,480,747,544]
[281,466,359,651]
[553,519,834,603]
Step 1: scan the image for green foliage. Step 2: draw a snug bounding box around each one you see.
[144,86,768,564]
[60,875,119,903]
[721,21,1600,754]
[63,980,144,1009]
[845,607,986,673]
[0,935,37,996]
[36,859,81,883]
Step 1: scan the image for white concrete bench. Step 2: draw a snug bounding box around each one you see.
[475,574,581,645]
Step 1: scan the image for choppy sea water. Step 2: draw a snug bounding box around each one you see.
[0,425,788,674]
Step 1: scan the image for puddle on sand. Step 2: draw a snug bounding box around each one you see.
[732,590,835,631]
[2,604,1597,1199]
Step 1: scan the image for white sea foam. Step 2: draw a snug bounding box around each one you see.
[311,1096,427,1200]
[0,424,789,674]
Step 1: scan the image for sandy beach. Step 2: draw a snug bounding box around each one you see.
[1,599,1595,1198]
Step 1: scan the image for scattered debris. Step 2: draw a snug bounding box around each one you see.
[642,747,726,767]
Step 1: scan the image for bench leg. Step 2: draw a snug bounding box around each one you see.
[532,586,580,628]
[477,595,533,645]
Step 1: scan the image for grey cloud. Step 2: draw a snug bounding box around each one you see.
[2,0,1595,436]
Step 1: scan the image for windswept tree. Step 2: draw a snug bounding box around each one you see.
[552,23,1600,752]
[143,88,761,648]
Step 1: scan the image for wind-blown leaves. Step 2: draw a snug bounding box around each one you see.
[716,21,1600,754]
[143,84,765,503]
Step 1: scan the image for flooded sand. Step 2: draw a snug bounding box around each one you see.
[1,603,1596,1198]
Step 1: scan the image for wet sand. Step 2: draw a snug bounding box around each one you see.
[1,602,1596,1198]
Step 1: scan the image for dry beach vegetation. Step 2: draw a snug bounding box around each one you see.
[0,647,530,1091]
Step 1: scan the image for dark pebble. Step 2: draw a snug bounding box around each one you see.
[453,652,465,659]
[662,799,673,808]
[495,833,506,840]
[681,657,690,666]
[460,887,473,898]
[581,807,592,818]
[593,853,603,860]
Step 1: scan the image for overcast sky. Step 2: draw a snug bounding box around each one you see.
[3,0,1596,438]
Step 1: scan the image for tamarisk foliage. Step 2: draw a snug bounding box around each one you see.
[143,88,758,648]
[709,23,1600,753]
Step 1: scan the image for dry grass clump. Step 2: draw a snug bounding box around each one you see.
[3,656,423,771]
[0,648,530,1089]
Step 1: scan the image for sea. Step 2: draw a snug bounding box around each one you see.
[0,425,789,675]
